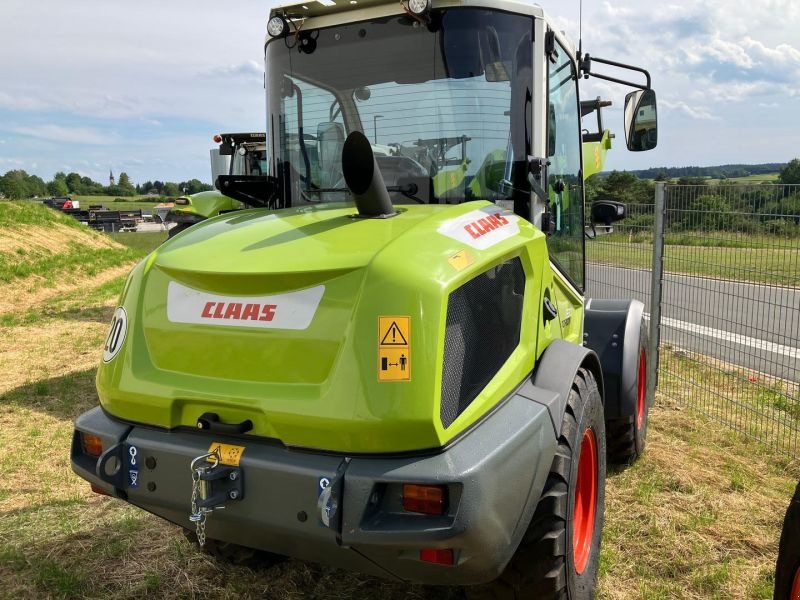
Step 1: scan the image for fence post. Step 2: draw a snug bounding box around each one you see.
[648,182,666,399]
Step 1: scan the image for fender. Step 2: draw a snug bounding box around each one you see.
[528,339,604,435]
[583,298,646,420]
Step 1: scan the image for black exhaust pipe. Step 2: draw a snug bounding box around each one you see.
[341,131,396,218]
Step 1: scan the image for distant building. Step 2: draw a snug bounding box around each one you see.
[109,170,115,186]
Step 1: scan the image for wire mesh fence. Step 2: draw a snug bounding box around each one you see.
[586,182,800,457]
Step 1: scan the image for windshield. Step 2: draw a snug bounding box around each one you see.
[230,143,267,176]
[266,9,534,212]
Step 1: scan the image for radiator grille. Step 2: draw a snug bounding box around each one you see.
[440,257,525,428]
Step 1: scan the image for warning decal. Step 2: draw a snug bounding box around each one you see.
[378,316,410,381]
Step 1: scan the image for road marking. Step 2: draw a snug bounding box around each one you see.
[646,314,800,360]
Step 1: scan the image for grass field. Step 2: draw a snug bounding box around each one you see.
[587,235,800,287]
[1,203,797,598]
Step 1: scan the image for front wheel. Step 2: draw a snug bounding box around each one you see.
[468,367,607,599]
[775,482,800,600]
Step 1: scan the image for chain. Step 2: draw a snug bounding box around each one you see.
[189,451,219,547]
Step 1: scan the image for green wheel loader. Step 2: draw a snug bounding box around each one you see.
[72,1,659,596]
[167,132,267,237]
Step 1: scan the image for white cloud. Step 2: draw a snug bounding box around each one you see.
[660,100,719,121]
[10,124,118,146]
[1,0,799,177]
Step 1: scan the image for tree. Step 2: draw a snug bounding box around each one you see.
[0,170,31,199]
[65,172,84,194]
[779,159,800,184]
[116,172,136,196]
[47,178,69,196]
[163,182,180,197]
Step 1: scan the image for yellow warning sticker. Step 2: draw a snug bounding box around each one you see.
[447,250,475,272]
[207,442,245,466]
[378,316,410,381]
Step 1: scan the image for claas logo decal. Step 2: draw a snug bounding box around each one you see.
[167,282,325,330]
[463,212,510,240]
[200,302,277,322]
[438,207,520,250]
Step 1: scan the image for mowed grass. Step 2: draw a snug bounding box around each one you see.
[587,234,800,287]
[0,260,797,598]
[108,231,168,254]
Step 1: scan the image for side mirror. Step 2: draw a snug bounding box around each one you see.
[591,200,626,224]
[624,89,658,152]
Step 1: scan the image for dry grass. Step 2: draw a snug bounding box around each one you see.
[0,266,798,598]
[0,263,134,316]
[0,223,118,256]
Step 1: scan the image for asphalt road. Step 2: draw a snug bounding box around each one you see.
[587,264,800,382]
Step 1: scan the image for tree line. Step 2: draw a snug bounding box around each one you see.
[588,159,800,237]
[0,170,212,200]
[627,162,786,181]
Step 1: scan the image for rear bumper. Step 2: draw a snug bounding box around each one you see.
[71,392,556,585]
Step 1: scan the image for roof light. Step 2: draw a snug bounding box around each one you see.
[267,15,288,38]
[316,0,336,6]
[402,483,447,515]
[407,0,431,16]
[213,134,222,143]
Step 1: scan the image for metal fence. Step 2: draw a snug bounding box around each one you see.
[586,183,800,456]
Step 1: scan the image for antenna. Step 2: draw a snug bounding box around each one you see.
[578,0,583,60]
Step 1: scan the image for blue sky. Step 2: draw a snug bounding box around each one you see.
[0,0,798,185]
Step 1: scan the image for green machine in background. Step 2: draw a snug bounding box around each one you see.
[73,2,659,598]
[166,132,266,237]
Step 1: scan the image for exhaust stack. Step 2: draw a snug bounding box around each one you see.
[342,131,396,218]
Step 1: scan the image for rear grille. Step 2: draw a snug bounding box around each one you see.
[440,257,525,428]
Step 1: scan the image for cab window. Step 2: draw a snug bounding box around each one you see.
[547,39,584,289]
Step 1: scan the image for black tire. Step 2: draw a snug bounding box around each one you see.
[468,367,607,599]
[181,528,287,569]
[168,223,193,238]
[606,320,650,464]
[775,481,800,600]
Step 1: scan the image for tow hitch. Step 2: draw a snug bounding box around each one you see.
[189,451,244,546]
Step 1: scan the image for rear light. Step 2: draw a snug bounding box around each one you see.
[420,548,454,566]
[402,484,447,515]
[90,484,110,496]
[80,433,103,457]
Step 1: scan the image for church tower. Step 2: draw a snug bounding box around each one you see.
[109,170,115,186]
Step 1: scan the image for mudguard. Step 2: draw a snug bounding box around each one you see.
[583,298,646,420]
[530,339,604,435]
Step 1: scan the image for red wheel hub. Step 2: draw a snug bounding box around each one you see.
[636,349,647,430]
[573,427,598,575]
[791,567,800,600]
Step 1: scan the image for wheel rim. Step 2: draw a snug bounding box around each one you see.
[636,349,647,430]
[573,427,598,575]
[792,567,800,600]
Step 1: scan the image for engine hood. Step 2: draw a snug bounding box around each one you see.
[97,201,546,453]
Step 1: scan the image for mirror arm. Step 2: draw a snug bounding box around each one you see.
[580,54,652,90]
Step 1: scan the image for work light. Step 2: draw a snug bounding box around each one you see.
[267,16,288,37]
[407,0,431,15]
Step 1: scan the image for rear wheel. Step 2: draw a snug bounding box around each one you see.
[775,482,800,600]
[607,321,650,463]
[181,529,287,568]
[468,367,606,599]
